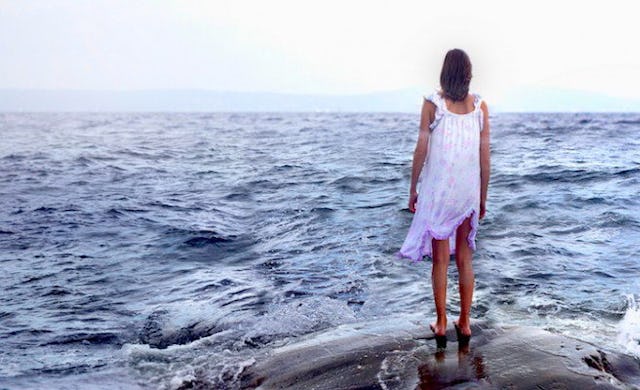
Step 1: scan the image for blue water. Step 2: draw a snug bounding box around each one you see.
[1,112,640,389]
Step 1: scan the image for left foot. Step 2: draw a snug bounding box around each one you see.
[429,320,447,336]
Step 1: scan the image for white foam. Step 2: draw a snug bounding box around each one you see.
[120,295,361,389]
[168,368,196,390]
[616,294,640,357]
[237,295,358,349]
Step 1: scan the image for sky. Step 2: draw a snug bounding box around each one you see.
[1,0,639,108]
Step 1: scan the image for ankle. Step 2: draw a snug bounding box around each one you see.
[456,317,470,326]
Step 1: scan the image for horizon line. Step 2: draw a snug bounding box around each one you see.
[2,110,639,114]
[2,88,639,113]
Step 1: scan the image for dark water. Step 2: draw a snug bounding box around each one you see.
[1,112,639,389]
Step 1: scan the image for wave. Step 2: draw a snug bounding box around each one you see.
[1,153,26,161]
[615,119,640,125]
[40,286,72,297]
[183,235,232,247]
[133,295,359,354]
[138,308,220,349]
[329,175,400,193]
[493,166,640,185]
[223,191,252,201]
[33,206,57,213]
[45,332,121,346]
[615,167,640,177]
[595,211,640,228]
[616,294,640,357]
[522,169,606,183]
[157,225,240,250]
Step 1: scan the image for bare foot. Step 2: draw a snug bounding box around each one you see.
[429,320,447,336]
[453,319,471,337]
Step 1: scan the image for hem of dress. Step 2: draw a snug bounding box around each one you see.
[395,207,479,264]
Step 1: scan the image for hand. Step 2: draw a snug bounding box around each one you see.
[479,201,486,220]
[408,191,418,213]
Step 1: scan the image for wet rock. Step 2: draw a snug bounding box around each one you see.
[238,318,640,389]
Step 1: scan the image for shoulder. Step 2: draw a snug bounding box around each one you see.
[480,100,489,116]
[424,89,443,104]
[472,92,488,112]
[421,91,438,113]
[420,96,436,124]
[422,97,436,112]
[419,90,440,130]
[422,89,442,112]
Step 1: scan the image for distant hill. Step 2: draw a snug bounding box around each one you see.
[0,89,424,113]
[1,87,639,112]
[494,86,640,113]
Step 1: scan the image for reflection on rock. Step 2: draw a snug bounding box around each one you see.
[417,347,488,388]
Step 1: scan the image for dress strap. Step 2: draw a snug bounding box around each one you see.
[423,89,444,131]
[473,93,482,108]
[473,92,485,131]
[424,90,483,131]
[424,89,443,109]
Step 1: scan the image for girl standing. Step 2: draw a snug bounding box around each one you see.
[396,48,491,348]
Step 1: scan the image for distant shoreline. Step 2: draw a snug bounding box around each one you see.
[1,88,640,113]
[2,111,640,115]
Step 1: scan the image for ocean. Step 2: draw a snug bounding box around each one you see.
[1,111,639,389]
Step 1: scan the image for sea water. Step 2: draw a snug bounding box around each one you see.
[1,112,639,388]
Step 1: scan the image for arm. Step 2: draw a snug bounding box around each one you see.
[479,100,490,219]
[408,99,434,212]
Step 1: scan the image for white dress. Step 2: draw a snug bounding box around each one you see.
[396,89,484,263]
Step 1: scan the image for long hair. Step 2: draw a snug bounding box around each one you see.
[439,49,472,102]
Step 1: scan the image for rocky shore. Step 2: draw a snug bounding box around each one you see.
[238,317,640,389]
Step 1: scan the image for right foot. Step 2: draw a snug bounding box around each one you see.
[454,319,471,337]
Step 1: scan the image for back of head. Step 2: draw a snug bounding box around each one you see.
[439,48,473,102]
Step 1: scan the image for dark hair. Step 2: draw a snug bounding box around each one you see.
[439,48,472,102]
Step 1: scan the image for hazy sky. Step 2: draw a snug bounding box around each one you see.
[1,0,639,105]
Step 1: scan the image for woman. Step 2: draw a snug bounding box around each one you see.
[396,48,491,349]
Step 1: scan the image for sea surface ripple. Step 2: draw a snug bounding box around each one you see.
[1,112,639,388]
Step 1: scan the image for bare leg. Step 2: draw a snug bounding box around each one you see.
[430,238,450,336]
[454,216,474,336]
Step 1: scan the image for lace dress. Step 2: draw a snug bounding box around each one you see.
[396,89,484,263]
